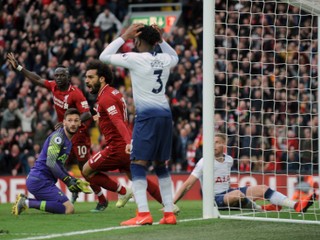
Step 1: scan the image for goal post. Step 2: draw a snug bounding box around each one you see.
[203,0,320,223]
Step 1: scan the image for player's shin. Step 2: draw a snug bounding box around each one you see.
[29,199,66,214]
[146,178,163,204]
[131,163,149,212]
[154,166,173,212]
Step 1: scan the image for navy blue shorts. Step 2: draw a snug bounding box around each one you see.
[26,175,69,203]
[131,117,172,162]
[215,186,248,208]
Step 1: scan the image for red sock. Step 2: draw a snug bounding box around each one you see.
[117,184,126,195]
[89,173,118,192]
[90,184,107,203]
[147,179,162,204]
[97,194,107,203]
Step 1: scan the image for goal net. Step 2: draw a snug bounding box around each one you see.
[213,0,319,223]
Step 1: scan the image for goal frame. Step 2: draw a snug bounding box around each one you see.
[203,0,320,224]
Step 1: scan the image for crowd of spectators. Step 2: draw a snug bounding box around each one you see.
[0,0,318,176]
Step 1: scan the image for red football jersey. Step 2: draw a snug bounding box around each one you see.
[96,85,131,147]
[44,80,90,122]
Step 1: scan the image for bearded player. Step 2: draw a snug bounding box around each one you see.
[12,109,89,215]
[83,59,163,208]
[7,53,108,212]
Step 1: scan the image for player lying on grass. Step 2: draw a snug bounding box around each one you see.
[12,108,92,215]
[173,133,316,213]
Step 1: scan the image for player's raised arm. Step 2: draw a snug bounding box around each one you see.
[99,23,144,68]
[151,24,178,64]
[99,37,124,58]
[7,52,46,87]
[158,40,179,64]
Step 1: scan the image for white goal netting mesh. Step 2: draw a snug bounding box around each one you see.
[214,0,319,222]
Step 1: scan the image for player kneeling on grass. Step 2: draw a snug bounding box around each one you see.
[173,133,316,213]
[12,108,92,215]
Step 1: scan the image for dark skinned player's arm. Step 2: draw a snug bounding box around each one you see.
[7,52,46,87]
[19,67,46,87]
[80,111,92,124]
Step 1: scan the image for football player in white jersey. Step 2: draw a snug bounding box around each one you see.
[100,23,179,225]
[173,133,315,213]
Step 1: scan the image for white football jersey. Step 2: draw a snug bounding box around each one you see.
[100,38,179,120]
[191,154,234,194]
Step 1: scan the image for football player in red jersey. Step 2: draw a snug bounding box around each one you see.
[7,52,109,212]
[83,59,163,208]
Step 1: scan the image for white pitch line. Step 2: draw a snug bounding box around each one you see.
[12,218,204,240]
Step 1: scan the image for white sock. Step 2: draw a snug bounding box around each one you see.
[270,191,295,208]
[132,179,149,212]
[117,184,123,193]
[25,199,29,207]
[158,176,173,212]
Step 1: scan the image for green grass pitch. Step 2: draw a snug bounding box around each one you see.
[1,200,320,240]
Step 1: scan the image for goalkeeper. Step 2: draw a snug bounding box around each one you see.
[12,108,92,215]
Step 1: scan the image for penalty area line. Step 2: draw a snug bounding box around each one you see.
[13,218,204,240]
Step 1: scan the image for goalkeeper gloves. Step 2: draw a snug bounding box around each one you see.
[63,176,81,193]
[76,179,92,194]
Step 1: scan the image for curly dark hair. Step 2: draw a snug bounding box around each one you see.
[138,25,161,47]
[86,60,113,85]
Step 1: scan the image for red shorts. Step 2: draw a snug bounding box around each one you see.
[88,145,130,173]
[68,129,91,164]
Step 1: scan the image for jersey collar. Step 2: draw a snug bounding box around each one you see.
[56,83,72,92]
[98,84,109,97]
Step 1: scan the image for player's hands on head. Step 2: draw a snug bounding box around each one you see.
[122,23,144,41]
[151,24,164,43]
[63,176,81,193]
[7,52,19,69]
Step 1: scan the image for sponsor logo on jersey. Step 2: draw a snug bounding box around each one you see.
[215,175,230,183]
[107,105,118,115]
[81,101,89,109]
[53,96,65,108]
[111,89,119,95]
[54,136,62,144]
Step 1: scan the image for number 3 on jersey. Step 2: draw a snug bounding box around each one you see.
[152,70,163,94]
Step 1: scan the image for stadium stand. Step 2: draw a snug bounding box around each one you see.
[0,0,317,177]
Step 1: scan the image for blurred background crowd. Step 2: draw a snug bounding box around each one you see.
[0,0,318,176]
